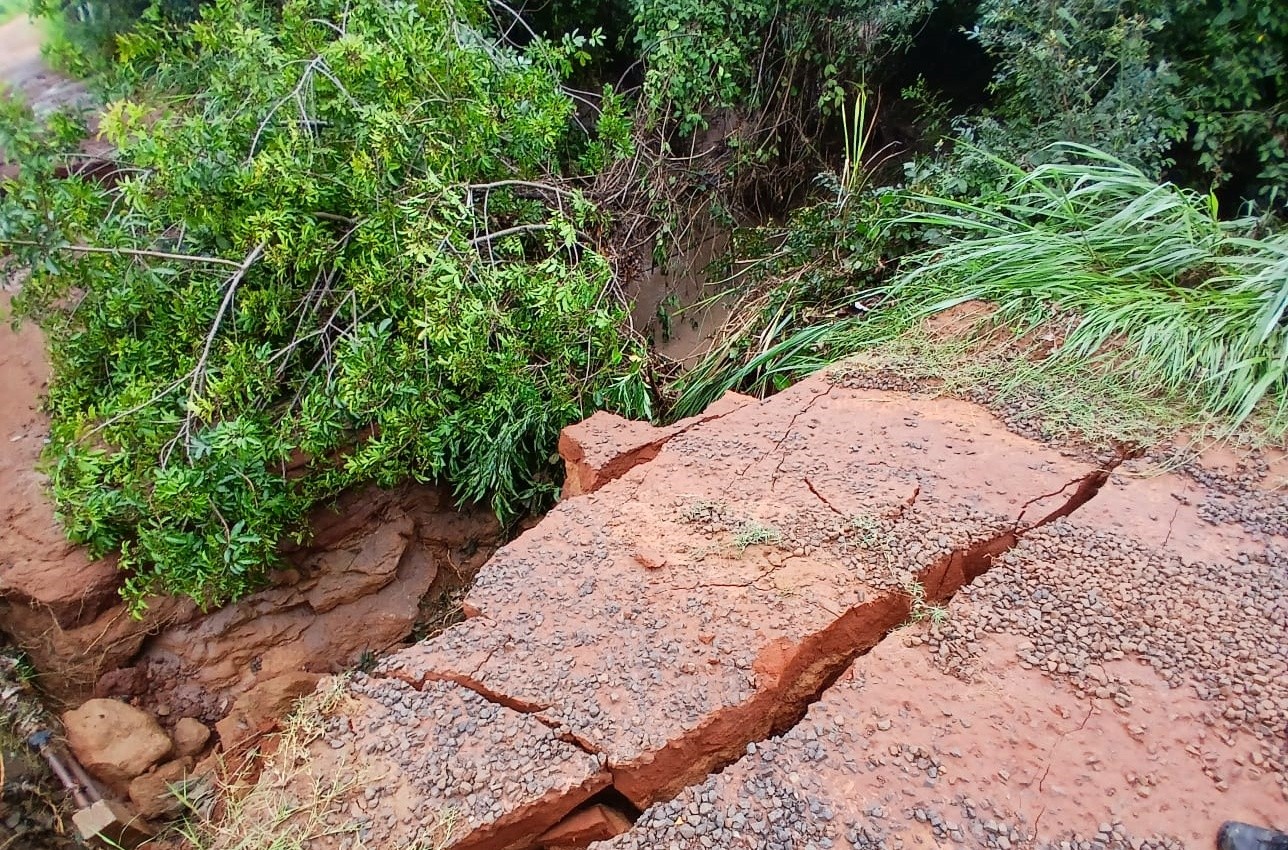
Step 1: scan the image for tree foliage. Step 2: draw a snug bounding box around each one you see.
[4,0,1286,613]
[632,0,937,135]
[969,0,1286,204]
[1,0,647,611]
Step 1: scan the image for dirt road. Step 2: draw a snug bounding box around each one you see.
[0,14,91,113]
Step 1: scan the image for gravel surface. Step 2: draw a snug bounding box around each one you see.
[929,517,1288,800]
[244,373,1285,850]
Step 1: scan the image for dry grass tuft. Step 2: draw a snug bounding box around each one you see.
[173,676,370,850]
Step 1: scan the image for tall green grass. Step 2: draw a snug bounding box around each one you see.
[669,318,853,419]
[886,144,1288,427]
[670,143,1286,435]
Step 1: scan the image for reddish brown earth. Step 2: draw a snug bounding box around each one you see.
[0,289,124,631]
[0,305,501,732]
[0,16,92,114]
[258,368,1284,850]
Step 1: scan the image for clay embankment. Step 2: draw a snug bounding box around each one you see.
[254,368,1284,850]
[0,18,505,740]
[0,285,503,823]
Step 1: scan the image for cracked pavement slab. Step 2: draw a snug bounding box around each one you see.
[281,375,1140,849]
[257,373,1286,850]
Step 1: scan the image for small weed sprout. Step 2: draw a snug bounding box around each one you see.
[850,513,904,581]
[734,520,783,552]
[924,603,950,627]
[904,578,949,626]
[409,806,463,850]
[850,513,882,547]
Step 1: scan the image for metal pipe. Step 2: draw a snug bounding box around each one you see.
[65,752,105,803]
[27,730,93,809]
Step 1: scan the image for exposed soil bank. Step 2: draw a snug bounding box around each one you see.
[0,286,504,829]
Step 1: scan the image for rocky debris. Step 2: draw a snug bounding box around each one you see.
[171,717,212,758]
[538,803,634,848]
[132,484,500,724]
[93,666,150,700]
[215,671,322,750]
[128,757,191,820]
[71,798,157,848]
[0,480,499,714]
[558,391,752,497]
[62,698,172,790]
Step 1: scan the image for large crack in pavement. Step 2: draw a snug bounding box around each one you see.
[313,381,1137,850]
[379,463,1117,849]
[599,462,1120,836]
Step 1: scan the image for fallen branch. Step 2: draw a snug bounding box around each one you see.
[168,241,268,460]
[467,223,556,246]
[2,240,246,268]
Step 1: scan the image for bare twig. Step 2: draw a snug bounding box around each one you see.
[2,240,245,268]
[467,224,555,247]
[169,241,268,460]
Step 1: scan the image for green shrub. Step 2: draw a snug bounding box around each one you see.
[1,0,647,612]
[966,0,1185,174]
[632,0,938,134]
[31,0,172,76]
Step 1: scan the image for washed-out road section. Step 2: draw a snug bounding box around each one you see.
[271,370,1286,850]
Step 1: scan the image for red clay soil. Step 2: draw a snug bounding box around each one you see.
[0,290,125,631]
[256,368,1286,850]
[0,16,91,113]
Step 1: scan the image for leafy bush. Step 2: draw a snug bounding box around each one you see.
[966,0,1184,174]
[30,0,198,76]
[1152,0,1287,201]
[633,0,938,134]
[1,0,648,611]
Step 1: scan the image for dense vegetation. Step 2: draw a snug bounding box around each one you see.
[1,0,1284,610]
[2,0,647,609]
